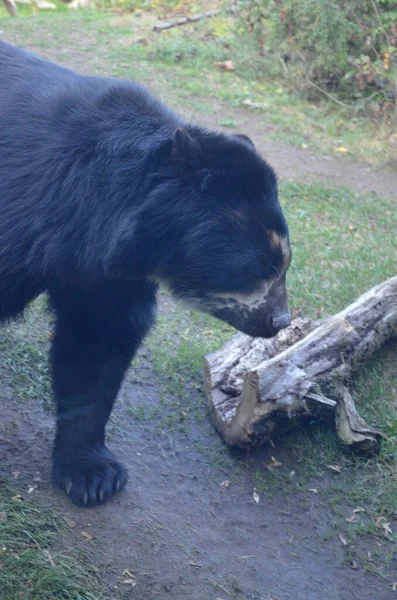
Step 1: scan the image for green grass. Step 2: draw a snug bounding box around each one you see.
[0,5,395,164]
[0,297,52,408]
[280,181,397,317]
[0,482,102,600]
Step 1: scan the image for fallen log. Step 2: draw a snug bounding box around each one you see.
[153,9,220,32]
[205,276,397,450]
[3,0,18,15]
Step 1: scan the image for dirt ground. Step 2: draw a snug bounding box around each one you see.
[1,293,396,600]
[1,36,397,600]
[1,355,394,600]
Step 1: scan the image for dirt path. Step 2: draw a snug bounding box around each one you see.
[185,107,397,200]
[1,366,392,600]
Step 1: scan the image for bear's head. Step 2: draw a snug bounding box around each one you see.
[137,127,291,338]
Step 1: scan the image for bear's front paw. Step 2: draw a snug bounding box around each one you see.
[52,446,127,507]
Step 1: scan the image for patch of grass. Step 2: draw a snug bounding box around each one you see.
[280,181,397,318]
[0,7,395,163]
[0,482,102,600]
[0,297,52,408]
[147,309,233,393]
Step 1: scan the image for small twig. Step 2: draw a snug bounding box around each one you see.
[277,54,289,77]
[305,77,358,112]
[370,0,390,44]
[351,9,380,61]
[153,9,220,32]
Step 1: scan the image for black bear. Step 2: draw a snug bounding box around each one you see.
[0,41,291,507]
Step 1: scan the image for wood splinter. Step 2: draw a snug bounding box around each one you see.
[205,276,397,450]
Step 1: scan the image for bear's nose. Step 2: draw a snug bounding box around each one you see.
[271,312,291,331]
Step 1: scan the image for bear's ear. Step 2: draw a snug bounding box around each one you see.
[172,127,204,165]
[235,133,255,149]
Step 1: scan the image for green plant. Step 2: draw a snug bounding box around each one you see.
[239,0,397,116]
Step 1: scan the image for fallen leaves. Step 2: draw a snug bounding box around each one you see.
[338,533,348,546]
[214,60,234,71]
[242,99,267,110]
[220,480,232,488]
[253,489,260,504]
[81,531,94,541]
[309,488,320,494]
[375,516,393,538]
[265,456,283,471]
[334,146,350,153]
[346,514,358,523]
[123,569,137,587]
[326,464,342,474]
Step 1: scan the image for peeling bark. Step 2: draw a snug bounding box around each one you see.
[205,276,397,450]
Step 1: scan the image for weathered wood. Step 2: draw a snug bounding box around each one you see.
[153,10,220,32]
[205,276,397,449]
[3,0,18,16]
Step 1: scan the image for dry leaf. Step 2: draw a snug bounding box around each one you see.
[353,507,365,514]
[81,531,94,541]
[266,456,283,471]
[220,480,231,488]
[242,99,266,109]
[392,581,397,592]
[253,489,260,504]
[27,485,37,495]
[123,569,135,577]
[335,146,350,153]
[309,488,319,494]
[214,60,235,71]
[188,560,202,568]
[0,512,7,521]
[348,225,357,231]
[12,471,21,479]
[327,464,342,473]
[350,560,360,570]
[11,495,23,502]
[346,514,358,523]
[338,534,348,546]
[122,569,137,587]
[382,522,392,537]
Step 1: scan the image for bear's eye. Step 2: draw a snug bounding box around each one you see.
[260,264,277,281]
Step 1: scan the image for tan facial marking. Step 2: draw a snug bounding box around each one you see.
[266,230,291,268]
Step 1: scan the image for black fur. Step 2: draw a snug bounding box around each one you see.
[0,41,291,506]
